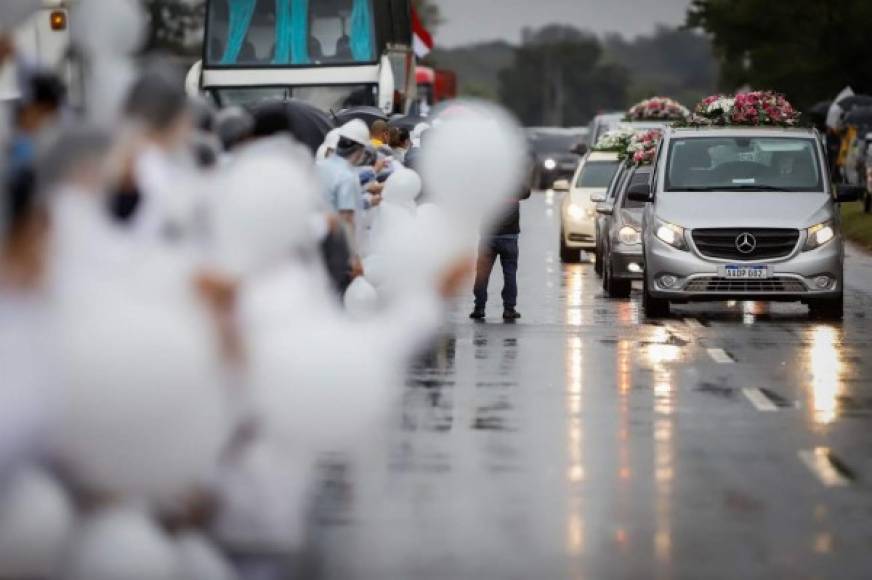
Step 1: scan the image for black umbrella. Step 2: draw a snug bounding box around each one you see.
[389,114,428,130]
[837,94,872,111]
[844,106,872,130]
[808,100,832,118]
[333,106,388,127]
[248,99,335,154]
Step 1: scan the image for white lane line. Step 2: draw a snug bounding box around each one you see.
[707,348,734,364]
[684,318,705,330]
[799,449,850,488]
[743,388,778,412]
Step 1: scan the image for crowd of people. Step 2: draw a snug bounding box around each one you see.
[0,2,530,577]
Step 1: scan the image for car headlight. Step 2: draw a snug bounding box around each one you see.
[804,221,836,251]
[543,158,557,171]
[618,226,642,245]
[567,203,586,220]
[655,219,688,251]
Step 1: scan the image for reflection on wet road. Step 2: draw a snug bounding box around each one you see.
[319,193,872,580]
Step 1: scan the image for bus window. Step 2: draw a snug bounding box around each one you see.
[207,0,376,67]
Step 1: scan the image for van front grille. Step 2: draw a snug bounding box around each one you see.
[692,228,800,261]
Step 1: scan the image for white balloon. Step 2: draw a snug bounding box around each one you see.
[83,57,137,128]
[362,255,387,289]
[419,100,527,230]
[382,168,422,210]
[0,467,74,578]
[175,532,239,580]
[62,506,178,580]
[54,257,231,500]
[211,439,311,552]
[210,139,320,278]
[71,0,145,57]
[0,0,41,31]
[249,313,397,452]
[370,202,468,299]
[0,293,55,479]
[344,276,378,318]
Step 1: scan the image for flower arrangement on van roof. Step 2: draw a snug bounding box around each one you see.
[623,129,663,166]
[689,91,801,127]
[625,97,690,122]
[592,126,635,153]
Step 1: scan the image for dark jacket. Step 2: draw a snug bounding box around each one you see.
[486,184,532,237]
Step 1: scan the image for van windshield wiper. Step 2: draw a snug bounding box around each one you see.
[668,185,791,192]
[717,185,791,192]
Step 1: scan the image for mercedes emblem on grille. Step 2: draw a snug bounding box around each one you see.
[735,232,757,254]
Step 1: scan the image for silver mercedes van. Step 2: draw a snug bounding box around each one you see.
[630,126,863,320]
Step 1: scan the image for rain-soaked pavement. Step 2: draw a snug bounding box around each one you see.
[316,192,872,580]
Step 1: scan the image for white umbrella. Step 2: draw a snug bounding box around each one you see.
[827,86,854,130]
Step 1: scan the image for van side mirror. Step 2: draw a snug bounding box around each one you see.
[835,184,864,203]
[627,182,653,203]
[589,191,606,203]
[596,202,614,215]
[553,179,571,192]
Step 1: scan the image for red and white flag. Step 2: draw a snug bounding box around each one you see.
[411,8,434,59]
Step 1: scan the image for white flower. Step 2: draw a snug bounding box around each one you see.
[707,97,735,115]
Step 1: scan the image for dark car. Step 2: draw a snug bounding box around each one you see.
[527,128,588,190]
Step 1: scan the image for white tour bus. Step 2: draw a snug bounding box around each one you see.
[187,0,417,114]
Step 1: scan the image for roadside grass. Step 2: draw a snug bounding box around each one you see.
[842,201,872,252]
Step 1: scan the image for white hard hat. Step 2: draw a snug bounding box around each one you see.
[316,128,342,160]
[337,119,370,147]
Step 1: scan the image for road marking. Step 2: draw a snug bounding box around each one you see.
[799,449,851,488]
[684,318,705,330]
[742,388,778,412]
[707,348,734,364]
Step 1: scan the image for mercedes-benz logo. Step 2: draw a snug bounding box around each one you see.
[735,232,757,254]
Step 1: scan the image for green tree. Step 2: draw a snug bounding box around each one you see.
[498,25,628,126]
[687,0,872,108]
[604,25,717,109]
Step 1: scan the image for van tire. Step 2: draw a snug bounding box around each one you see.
[643,277,670,318]
[603,260,632,298]
[808,293,844,321]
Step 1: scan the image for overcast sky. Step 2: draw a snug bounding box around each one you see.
[433,0,693,47]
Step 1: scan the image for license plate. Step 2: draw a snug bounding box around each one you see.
[719,265,771,279]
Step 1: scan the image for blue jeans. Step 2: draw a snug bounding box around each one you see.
[473,236,519,310]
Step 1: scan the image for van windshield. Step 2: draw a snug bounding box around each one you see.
[206,0,376,67]
[665,136,823,192]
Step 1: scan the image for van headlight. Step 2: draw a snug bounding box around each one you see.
[618,226,641,245]
[543,158,557,171]
[655,219,688,251]
[804,221,835,251]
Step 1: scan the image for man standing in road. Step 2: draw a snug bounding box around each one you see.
[470,183,532,321]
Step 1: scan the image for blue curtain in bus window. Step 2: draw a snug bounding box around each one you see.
[290,0,310,64]
[350,0,373,62]
[220,0,258,64]
[273,0,309,65]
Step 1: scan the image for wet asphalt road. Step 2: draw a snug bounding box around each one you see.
[318,192,872,580]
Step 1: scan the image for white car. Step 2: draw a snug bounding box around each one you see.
[556,151,622,263]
